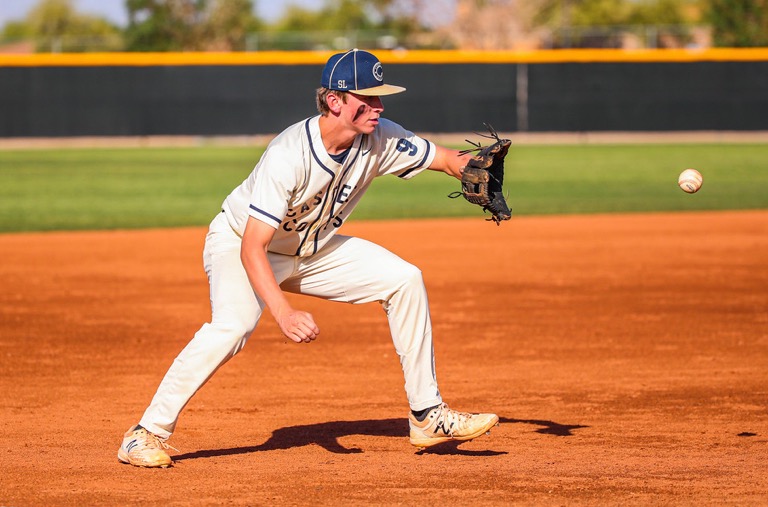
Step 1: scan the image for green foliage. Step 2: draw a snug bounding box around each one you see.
[1,0,766,51]
[271,5,331,32]
[124,0,261,51]
[317,0,376,31]
[571,0,630,26]
[124,0,190,51]
[533,0,693,48]
[2,0,434,52]
[626,0,689,25]
[706,0,768,47]
[1,21,31,40]
[262,0,428,50]
[206,0,263,50]
[1,143,766,233]
[535,0,691,27]
[20,0,123,52]
[270,0,425,32]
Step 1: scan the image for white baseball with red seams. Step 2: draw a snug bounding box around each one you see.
[678,168,703,194]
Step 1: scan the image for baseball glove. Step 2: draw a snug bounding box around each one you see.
[449,124,512,225]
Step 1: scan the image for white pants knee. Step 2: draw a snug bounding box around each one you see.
[140,212,442,439]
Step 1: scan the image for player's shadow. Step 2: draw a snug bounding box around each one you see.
[175,418,503,460]
[500,417,589,437]
[415,417,588,455]
[173,416,586,462]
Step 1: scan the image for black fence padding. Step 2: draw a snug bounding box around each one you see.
[528,61,768,131]
[382,64,518,133]
[0,61,766,137]
[0,65,317,137]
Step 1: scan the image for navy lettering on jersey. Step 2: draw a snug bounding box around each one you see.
[396,138,418,156]
[281,191,324,232]
[283,220,311,232]
[336,184,353,204]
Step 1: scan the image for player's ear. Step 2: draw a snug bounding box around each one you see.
[326,92,343,114]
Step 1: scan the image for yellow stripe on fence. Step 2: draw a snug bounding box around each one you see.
[1,48,768,67]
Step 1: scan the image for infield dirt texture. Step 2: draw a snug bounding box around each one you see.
[0,211,766,505]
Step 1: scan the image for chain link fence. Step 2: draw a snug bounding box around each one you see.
[543,25,705,49]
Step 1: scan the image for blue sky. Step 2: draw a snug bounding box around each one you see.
[0,0,324,27]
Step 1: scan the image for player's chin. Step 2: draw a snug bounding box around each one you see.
[360,119,379,133]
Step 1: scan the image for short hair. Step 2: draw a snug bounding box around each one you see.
[316,87,349,115]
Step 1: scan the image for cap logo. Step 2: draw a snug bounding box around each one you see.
[372,62,384,82]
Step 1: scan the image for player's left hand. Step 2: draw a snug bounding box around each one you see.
[448,123,512,225]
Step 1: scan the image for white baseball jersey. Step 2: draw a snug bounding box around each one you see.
[221,115,436,257]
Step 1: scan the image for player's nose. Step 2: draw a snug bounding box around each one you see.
[371,96,384,111]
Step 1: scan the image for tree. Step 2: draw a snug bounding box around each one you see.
[125,0,201,51]
[362,0,434,39]
[533,0,692,27]
[531,0,692,48]
[124,0,261,51]
[1,21,32,42]
[264,0,435,50]
[18,0,122,51]
[627,0,689,25]
[271,5,328,32]
[206,0,262,50]
[272,0,374,32]
[706,0,768,47]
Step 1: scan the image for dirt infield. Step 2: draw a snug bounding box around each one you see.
[1,211,766,506]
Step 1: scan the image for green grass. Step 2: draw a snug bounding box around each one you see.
[0,147,259,232]
[1,143,766,232]
[498,143,768,215]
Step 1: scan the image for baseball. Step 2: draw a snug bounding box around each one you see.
[678,168,703,194]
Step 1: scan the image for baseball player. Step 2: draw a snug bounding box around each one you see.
[118,49,500,468]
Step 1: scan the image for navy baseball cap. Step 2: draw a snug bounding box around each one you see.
[321,48,406,96]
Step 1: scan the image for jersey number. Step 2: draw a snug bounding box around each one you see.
[396,138,418,156]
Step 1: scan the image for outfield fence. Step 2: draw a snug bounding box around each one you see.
[1,48,767,137]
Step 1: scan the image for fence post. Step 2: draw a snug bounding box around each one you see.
[516,63,529,132]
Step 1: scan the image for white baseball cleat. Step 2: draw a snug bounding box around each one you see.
[117,425,176,468]
[408,403,499,448]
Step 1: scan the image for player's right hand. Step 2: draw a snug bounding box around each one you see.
[277,309,320,344]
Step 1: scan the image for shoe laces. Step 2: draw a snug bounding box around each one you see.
[433,404,474,432]
[135,428,179,453]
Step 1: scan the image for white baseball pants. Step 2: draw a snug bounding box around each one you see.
[140,211,442,439]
